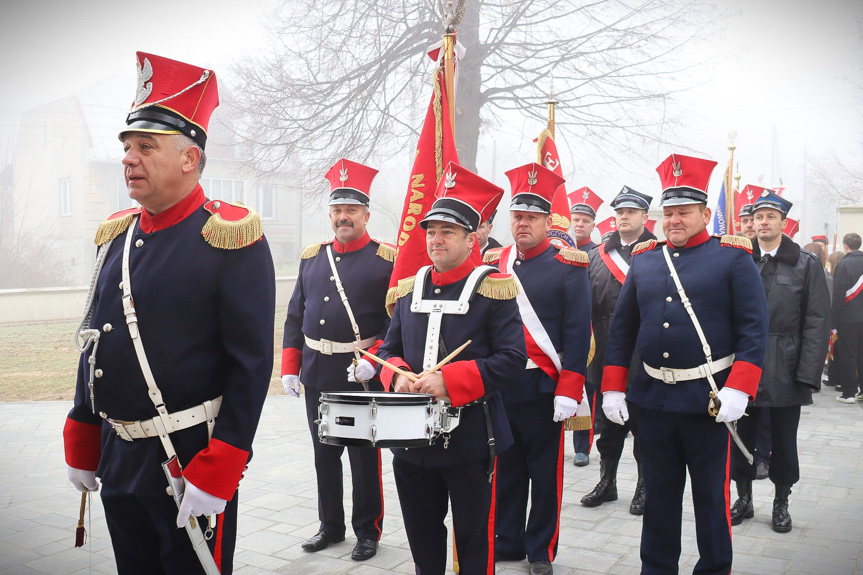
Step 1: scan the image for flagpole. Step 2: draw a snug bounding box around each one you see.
[546,75,557,139]
[443,32,455,135]
[726,132,737,235]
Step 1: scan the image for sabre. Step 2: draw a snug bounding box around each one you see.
[709,390,754,465]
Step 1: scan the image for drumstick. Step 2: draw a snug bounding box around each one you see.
[418,340,472,377]
[356,348,418,382]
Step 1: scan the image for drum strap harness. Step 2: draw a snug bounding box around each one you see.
[411,264,499,481]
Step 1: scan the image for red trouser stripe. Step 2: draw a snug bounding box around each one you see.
[374,449,384,539]
[547,423,565,561]
[487,458,498,575]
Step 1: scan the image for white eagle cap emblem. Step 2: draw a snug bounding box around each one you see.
[761,190,769,198]
[339,168,348,183]
[583,189,590,200]
[527,170,538,186]
[672,159,682,178]
[610,219,617,229]
[444,169,457,190]
[134,57,154,108]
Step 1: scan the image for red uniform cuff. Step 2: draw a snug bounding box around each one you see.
[183,438,250,500]
[381,357,410,391]
[367,339,384,356]
[440,360,484,406]
[63,417,102,470]
[554,369,585,402]
[723,360,762,400]
[281,347,302,376]
[601,365,629,393]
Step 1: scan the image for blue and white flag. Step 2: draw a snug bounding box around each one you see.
[712,171,728,235]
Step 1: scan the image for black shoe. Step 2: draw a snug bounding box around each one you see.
[756,462,769,480]
[581,459,619,507]
[730,479,754,526]
[573,452,590,467]
[529,560,553,575]
[351,538,378,561]
[772,485,793,533]
[629,478,645,515]
[301,530,345,552]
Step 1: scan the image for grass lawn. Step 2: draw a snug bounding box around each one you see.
[0,307,288,402]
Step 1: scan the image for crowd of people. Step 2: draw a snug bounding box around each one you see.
[61,53,856,575]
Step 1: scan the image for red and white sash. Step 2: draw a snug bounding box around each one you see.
[598,243,629,285]
[502,245,561,382]
[845,273,863,303]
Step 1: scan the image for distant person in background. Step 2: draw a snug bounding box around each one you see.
[825,250,846,390]
[478,211,503,255]
[832,233,863,404]
[738,203,756,241]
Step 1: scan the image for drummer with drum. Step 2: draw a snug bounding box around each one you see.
[377,162,527,575]
[281,159,395,561]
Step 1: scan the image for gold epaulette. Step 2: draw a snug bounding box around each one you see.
[483,247,503,263]
[94,207,141,246]
[632,239,660,255]
[554,247,589,267]
[301,243,324,259]
[477,274,519,300]
[719,234,752,253]
[201,200,262,249]
[375,241,397,262]
[385,276,416,317]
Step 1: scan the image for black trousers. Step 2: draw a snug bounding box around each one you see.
[304,388,384,540]
[835,321,863,398]
[731,405,801,486]
[393,456,495,575]
[571,380,595,454]
[496,397,565,562]
[639,409,732,575]
[594,394,642,467]
[102,490,238,575]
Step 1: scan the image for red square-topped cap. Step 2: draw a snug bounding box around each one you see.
[324,159,379,206]
[656,153,718,206]
[420,162,504,232]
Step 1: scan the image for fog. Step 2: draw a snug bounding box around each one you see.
[1,0,862,289]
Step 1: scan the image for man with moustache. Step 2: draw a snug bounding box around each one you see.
[729,190,828,533]
[378,162,525,575]
[485,162,591,575]
[601,153,768,575]
[282,159,394,560]
[580,186,655,515]
[738,203,756,240]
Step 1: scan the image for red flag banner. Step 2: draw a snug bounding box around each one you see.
[386,67,458,311]
[537,128,573,246]
[537,129,563,177]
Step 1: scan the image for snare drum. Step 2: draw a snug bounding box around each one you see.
[317,391,436,448]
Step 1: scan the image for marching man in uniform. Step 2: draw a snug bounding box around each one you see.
[601,153,768,575]
[378,162,526,575]
[581,186,655,514]
[281,159,393,560]
[485,162,591,575]
[63,52,276,574]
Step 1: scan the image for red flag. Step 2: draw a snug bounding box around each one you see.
[387,67,458,308]
[537,129,563,177]
[536,128,573,246]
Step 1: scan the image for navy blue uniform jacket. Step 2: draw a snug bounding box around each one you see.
[64,186,276,500]
[602,231,768,412]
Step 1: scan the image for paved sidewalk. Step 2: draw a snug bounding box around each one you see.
[1,390,861,575]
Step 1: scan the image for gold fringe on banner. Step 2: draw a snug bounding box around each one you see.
[375,242,397,262]
[536,128,552,164]
[564,415,593,431]
[477,275,518,300]
[433,66,444,183]
[201,205,263,250]
[301,243,323,259]
[94,211,137,246]
[719,235,752,253]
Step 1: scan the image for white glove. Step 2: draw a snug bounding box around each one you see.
[715,387,749,423]
[602,391,629,425]
[282,374,301,397]
[67,466,99,492]
[176,479,228,528]
[347,359,376,383]
[553,395,579,422]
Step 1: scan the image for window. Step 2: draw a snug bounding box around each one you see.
[117,177,138,210]
[257,185,276,219]
[202,178,246,204]
[59,178,71,216]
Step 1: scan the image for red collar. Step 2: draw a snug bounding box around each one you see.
[431,257,476,286]
[139,185,204,233]
[332,231,371,253]
[518,237,551,260]
[670,228,710,249]
[577,237,593,248]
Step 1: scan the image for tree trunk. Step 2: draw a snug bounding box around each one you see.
[454,1,482,172]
